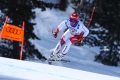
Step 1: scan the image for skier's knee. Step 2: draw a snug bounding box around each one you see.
[60,38,65,46]
[62,52,67,55]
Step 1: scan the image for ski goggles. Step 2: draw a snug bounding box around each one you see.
[70,19,77,23]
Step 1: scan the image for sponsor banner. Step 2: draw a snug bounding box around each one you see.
[1,24,23,42]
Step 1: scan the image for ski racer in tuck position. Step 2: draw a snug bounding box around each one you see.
[49,13,89,61]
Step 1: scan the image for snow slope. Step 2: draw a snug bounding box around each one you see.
[0,57,120,80]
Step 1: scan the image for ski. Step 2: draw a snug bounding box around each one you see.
[47,59,70,64]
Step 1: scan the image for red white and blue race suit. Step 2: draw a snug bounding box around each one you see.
[53,19,89,55]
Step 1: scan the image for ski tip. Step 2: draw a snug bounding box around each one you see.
[48,61,52,65]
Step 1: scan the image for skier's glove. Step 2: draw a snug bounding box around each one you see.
[78,37,85,43]
[53,28,59,38]
[78,39,83,43]
[53,32,58,38]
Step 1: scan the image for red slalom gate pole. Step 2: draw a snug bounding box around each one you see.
[86,7,95,28]
[20,21,25,60]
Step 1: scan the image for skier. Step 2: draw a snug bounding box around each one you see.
[49,13,89,61]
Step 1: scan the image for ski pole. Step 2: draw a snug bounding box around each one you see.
[48,30,53,33]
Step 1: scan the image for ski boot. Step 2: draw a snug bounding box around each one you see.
[55,53,64,61]
[48,53,57,61]
[48,53,58,64]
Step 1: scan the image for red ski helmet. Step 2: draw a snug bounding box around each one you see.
[70,13,79,21]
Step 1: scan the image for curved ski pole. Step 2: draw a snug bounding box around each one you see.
[48,30,53,33]
[48,30,56,37]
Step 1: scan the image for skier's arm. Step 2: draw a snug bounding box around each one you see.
[55,20,66,32]
[78,25,89,42]
[53,20,66,38]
